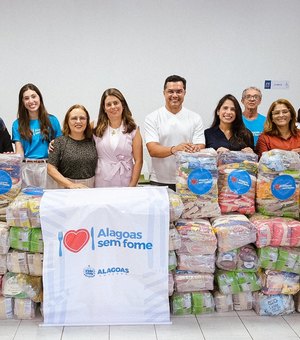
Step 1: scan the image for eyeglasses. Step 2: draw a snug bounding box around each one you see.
[272,109,290,117]
[70,116,87,122]
[244,95,261,100]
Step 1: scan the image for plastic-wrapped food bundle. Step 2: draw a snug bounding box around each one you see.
[216,249,238,271]
[169,225,181,251]
[191,291,215,315]
[168,189,184,222]
[175,149,221,218]
[171,291,215,315]
[9,227,43,253]
[216,270,261,295]
[211,214,256,252]
[214,291,233,312]
[176,218,217,255]
[258,247,300,274]
[0,296,13,319]
[0,255,7,275]
[259,270,300,295]
[14,298,36,319]
[233,292,253,311]
[217,151,258,214]
[250,214,300,248]
[0,225,9,254]
[236,245,258,272]
[177,253,215,273]
[217,245,258,272]
[169,272,174,296]
[174,270,214,292]
[253,292,295,316]
[6,251,43,277]
[0,154,22,208]
[6,188,43,228]
[27,253,43,276]
[235,272,262,293]
[216,244,258,272]
[257,246,278,270]
[171,292,192,315]
[169,250,177,271]
[256,149,300,219]
[6,250,29,274]
[2,272,43,302]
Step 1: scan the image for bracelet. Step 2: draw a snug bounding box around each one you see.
[170,146,175,155]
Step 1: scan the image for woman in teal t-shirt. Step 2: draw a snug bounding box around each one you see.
[12,83,62,188]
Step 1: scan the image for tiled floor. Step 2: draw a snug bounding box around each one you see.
[1,310,300,340]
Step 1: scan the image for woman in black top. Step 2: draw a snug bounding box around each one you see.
[48,104,97,189]
[0,118,13,153]
[205,94,254,153]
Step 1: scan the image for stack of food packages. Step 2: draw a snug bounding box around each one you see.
[248,214,300,315]
[0,154,22,221]
[212,151,262,312]
[169,149,218,315]
[170,149,300,316]
[212,214,261,312]
[253,149,300,315]
[0,187,44,320]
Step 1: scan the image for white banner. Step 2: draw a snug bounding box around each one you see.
[40,186,170,325]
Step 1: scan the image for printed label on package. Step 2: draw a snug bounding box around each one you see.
[22,187,44,196]
[187,168,213,195]
[0,170,12,194]
[271,175,296,200]
[228,170,251,195]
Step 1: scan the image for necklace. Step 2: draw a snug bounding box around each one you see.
[110,126,120,135]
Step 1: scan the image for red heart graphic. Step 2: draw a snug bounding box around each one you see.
[63,229,90,253]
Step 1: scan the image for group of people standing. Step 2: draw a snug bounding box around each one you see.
[145,75,300,190]
[1,75,300,191]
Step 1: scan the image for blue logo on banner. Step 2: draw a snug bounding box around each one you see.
[264,80,272,89]
[83,265,96,278]
[228,170,251,195]
[0,170,12,194]
[271,175,296,200]
[187,168,213,195]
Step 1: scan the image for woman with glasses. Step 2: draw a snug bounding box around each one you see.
[205,94,254,153]
[47,104,97,188]
[256,99,300,157]
[12,83,62,188]
[93,88,143,187]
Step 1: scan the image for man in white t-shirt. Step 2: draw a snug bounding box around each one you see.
[144,75,205,190]
[241,86,266,146]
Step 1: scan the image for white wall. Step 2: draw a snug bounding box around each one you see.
[1,0,300,170]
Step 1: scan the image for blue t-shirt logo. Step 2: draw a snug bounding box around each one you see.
[271,175,296,200]
[228,170,251,195]
[187,168,213,195]
[0,170,12,194]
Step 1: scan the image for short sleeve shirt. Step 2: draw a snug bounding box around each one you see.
[12,115,62,158]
